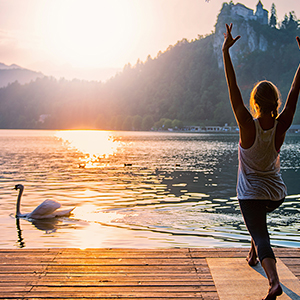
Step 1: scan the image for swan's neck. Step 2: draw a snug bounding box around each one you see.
[16,187,24,217]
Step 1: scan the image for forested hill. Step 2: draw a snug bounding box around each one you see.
[0,2,300,130]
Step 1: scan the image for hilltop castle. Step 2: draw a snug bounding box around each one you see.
[213,1,270,68]
[231,1,268,25]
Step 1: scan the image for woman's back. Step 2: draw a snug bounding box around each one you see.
[240,114,285,152]
[237,119,287,200]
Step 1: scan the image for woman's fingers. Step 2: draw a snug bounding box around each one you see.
[226,23,232,34]
[234,36,241,43]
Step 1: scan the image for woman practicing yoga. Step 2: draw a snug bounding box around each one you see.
[222,23,300,300]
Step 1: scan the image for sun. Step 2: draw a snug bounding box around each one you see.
[39,0,138,68]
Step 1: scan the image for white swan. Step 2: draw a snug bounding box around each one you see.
[14,184,74,219]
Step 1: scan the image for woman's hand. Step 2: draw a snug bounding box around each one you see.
[222,23,240,52]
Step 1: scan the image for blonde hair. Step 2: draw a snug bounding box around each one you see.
[250,80,281,119]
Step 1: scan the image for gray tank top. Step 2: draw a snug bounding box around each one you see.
[237,118,287,200]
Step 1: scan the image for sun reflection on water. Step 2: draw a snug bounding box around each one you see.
[55,130,122,167]
[69,204,126,249]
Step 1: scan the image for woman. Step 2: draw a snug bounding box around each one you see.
[222,23,300,300]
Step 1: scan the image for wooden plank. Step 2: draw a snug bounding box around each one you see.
[0,248,299,300]
[45,266,197,272]
[50,258,194,264]
[0,248,216,299]
[56,250,191,259]
[20,292,205,299]
[207,257,300,300]
[20,298,216,300]
[41,275,204,281]
[0,293,29,299]
[30,285,210,292]
[0,286,31,291]
[29,280,212,286]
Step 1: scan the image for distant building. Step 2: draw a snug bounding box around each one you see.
[255,1,268,25]
[231,3,254,21]
[183,126,205,132]
[182,124,239,133]
[230,1,268,25]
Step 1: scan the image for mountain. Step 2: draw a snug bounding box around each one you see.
[0,63,44,88]
[0,1,299,130]
[0,63,22,70]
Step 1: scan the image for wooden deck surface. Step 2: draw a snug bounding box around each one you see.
[1,248,300,299]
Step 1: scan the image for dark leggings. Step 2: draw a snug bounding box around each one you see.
[238,199,284,262]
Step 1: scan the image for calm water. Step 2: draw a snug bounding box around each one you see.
[0,130,300,249]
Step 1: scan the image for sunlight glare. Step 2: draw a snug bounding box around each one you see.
[40,0,138,68]
[70,204,123,249]
[72,204,120,223]
[55,130,122,166]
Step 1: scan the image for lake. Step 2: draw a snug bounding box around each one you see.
[0,130,300,249]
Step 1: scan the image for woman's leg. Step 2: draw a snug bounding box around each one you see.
[247,238,258,266]
[261,199,284,299]
[261,257,282,300]
[239,200,282,299]
[239,200,275,262]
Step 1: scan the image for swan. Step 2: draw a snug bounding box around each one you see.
[14,184,74,219]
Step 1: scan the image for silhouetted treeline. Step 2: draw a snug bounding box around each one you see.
[0,2,299,130]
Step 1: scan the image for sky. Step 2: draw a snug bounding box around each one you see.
[0,0,299,81]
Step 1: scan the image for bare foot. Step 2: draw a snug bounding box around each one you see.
[246,239,259,266]
[246,254,259,266]
[246,249,259,266]
[262,284,282,300]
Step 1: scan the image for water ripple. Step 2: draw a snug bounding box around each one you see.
[0,130,300,248]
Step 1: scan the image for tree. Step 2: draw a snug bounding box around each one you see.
[142,115,154,131]
[280,14,289,30]
[122,116,133,130]
[287,11,299,31]
[132,115,143,130]
[172,119,183,129]
[163,119,172,129]
[269,3,277,28]
[280,12,298,31]
[154,119,165,130]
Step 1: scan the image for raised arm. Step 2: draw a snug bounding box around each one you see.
[222,24,252,127]
[277,37,300,133]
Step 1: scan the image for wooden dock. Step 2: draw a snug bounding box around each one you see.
[1,248,300,299]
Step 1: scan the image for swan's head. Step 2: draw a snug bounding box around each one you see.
[14,184,24,191]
